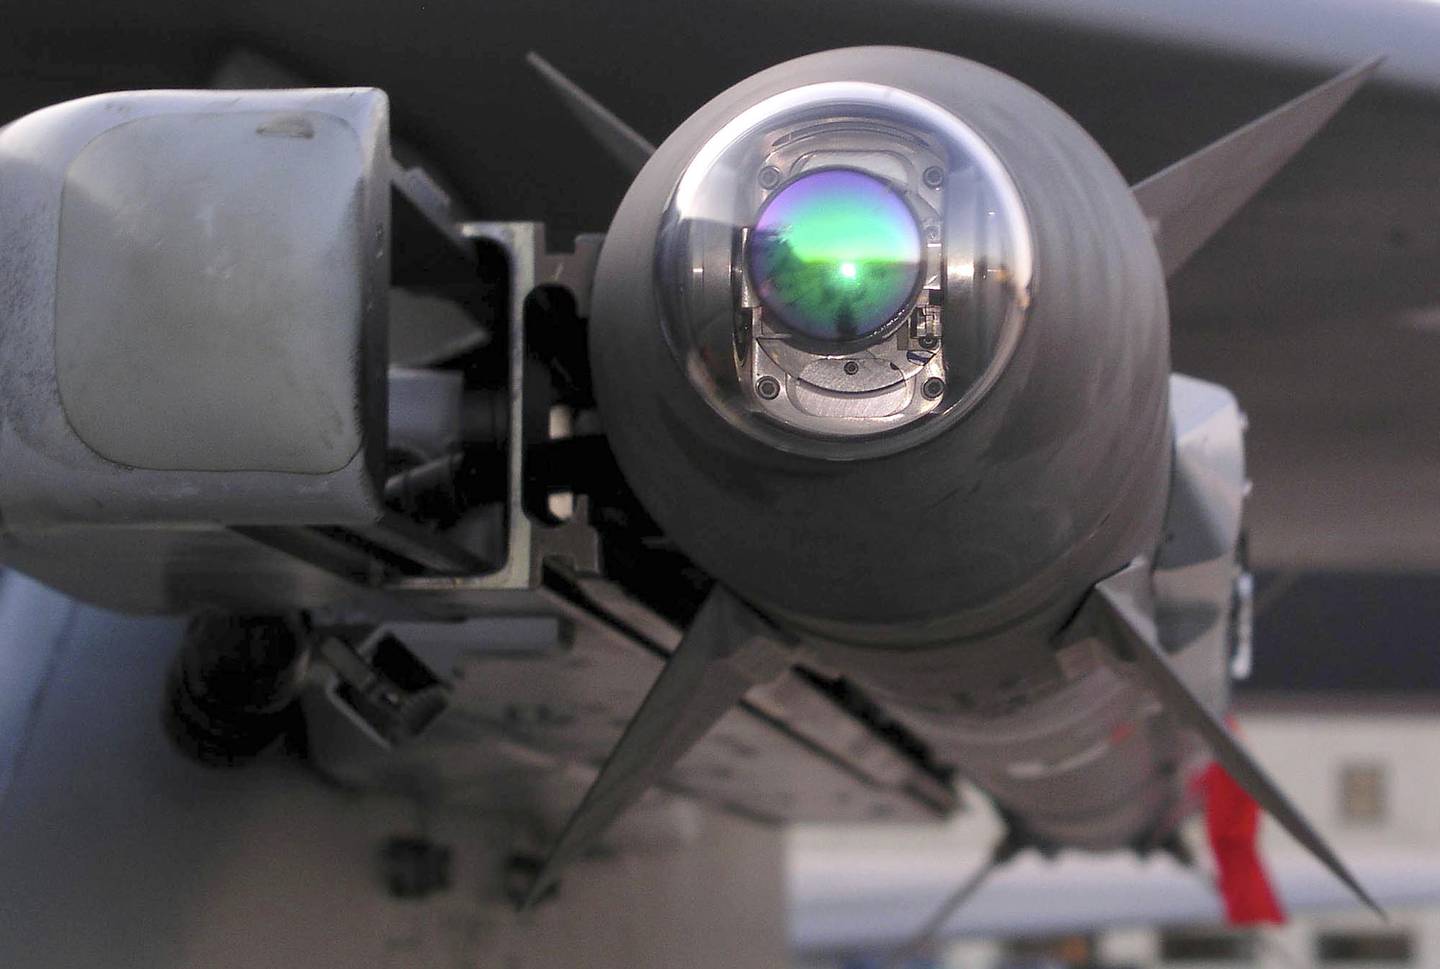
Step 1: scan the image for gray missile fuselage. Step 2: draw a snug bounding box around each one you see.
[589,48,1178,849]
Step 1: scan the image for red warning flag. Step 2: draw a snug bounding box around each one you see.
[1200,759,1287,925]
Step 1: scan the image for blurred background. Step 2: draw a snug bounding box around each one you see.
[790,647,1440,968]
[5,0,1440,965]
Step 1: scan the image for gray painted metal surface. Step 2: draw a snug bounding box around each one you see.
[586,47,1173,854]
[1134,57,1382,277]
[526,586,796,903]
[590,47,1171,641]
[0,169,949,837]
[1088,558,1379,913]
[0,88,389,527]
[303,579,951,832]
[579,47,1372,899]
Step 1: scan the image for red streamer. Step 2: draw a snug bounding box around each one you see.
[1200,760,1286,925]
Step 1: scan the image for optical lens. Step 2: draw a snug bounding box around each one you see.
[747,168,923,343]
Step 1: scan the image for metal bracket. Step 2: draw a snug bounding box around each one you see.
[534,230,605,319]
[388,222,603,601]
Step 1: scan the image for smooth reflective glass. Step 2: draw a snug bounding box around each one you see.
[747,169,923,343]
[657,81,1033,458]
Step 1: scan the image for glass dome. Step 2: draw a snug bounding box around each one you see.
[655,81,1035,459]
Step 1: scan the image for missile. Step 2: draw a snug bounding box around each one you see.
[526,47,1383,913]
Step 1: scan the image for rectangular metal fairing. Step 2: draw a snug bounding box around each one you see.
[0,88,391,528]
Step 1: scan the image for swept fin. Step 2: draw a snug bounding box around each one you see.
[526,52,656,176]
[1133,56,1383,277]
[1089,560,1384,918]
[524,585,794,907]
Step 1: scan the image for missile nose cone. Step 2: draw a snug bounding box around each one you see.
[590,48,1170,630]
[652,77,1034,461]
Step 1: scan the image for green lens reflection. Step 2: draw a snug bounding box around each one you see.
[747,168,923,342]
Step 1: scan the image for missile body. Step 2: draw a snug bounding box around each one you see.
[590,48,1178,850]
[0,45,1380,915]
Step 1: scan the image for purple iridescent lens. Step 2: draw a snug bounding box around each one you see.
[746,168,923,342]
